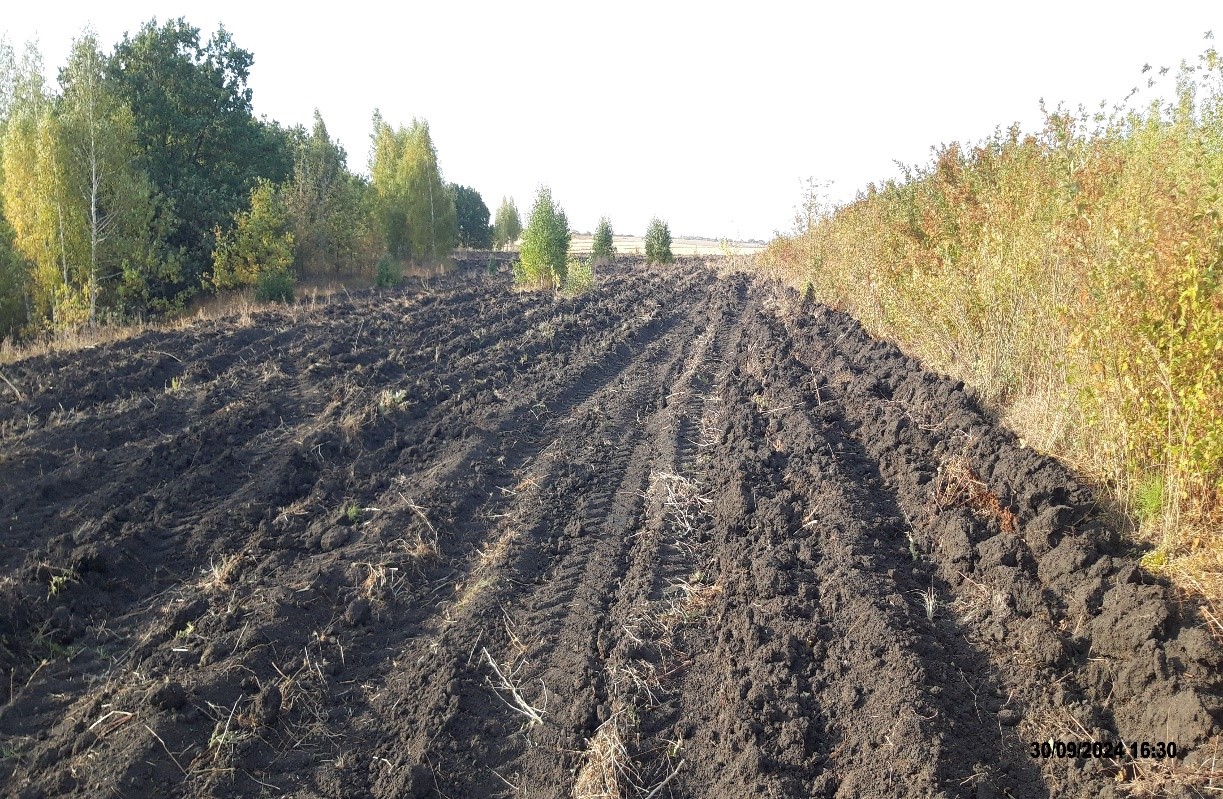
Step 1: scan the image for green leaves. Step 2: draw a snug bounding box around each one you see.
[493,196,522,250]
[644,217,673,265]
[211,179,294,294]
[518,186,570,289]
[108,19,292,293]
[591,217,615,262]
[285,110,370,274]
[369,115,455,262]
[453,185,492,248]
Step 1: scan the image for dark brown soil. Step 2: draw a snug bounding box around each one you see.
[1,258,1220,798]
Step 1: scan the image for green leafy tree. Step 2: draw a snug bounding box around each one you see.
[453,184,492,248]
[369,113,455,262]
[644,217,673,265]
[285,110,370,274]
[0,35,16,122]
[0,39,28,337]
[211,179,294,295]
[370,111,410,259]
[402,119,455,260]
[591,216,615,263]
[0,43,81,327]
[517,186,570,288]
[108,19,294,299]
[59,29,164,325]
[0,213,25,338]
[493,196,522,249]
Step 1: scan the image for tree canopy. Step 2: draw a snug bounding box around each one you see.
[370,113,455,262]
[517,186,570,288]
[107,18,293,297]
[453,184,492,249]
[493,196,522,249]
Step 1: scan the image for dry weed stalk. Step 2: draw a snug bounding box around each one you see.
[201,553,244,592]
[951,571,1009,626]
[660,578,723,629]
[480,647,547,727]
[1117,734,1223,796]
[933,456,1018,534]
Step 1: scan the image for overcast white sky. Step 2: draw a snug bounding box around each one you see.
[4,2,1221,240]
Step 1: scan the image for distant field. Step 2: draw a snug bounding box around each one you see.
[569,233,765,256]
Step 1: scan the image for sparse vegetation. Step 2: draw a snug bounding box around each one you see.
[562,258,594,295]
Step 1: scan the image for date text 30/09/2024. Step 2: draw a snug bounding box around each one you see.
[1029,741,1179,760]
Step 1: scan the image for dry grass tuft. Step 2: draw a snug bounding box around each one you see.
[933,455,1018,534]
[574,713,638,799]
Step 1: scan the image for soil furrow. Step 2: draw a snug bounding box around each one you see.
[1,260,1220,799]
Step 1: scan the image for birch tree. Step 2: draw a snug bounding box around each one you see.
[59,30,157,325]
[0,42,81,327]
[370,114,455,262]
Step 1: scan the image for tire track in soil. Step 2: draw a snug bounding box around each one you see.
[355,271,736,798]
[1,261,1220,799]
[0,263,714,798]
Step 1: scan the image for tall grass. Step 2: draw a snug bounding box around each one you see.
[764,44,1223,609]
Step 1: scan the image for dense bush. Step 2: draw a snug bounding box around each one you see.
[254,266,295,303]
[375,254,402,288]
[517,186,570,289]
[591,217,616,263]
[644,217,673,265]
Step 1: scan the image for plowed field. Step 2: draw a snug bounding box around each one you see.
[1,259,1220,798]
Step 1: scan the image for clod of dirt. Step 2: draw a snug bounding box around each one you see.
[344,597,371,626]
[321,527,351,551]
[252,684,282,726]
[148,680,187,711]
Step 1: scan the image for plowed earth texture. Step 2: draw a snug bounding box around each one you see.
[1,259,1220,799]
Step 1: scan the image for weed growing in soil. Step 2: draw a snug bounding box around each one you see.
[562,258,595,296]
[913,585,939,622]
[44,566,77,598]
[203,698,249,763]
[342,502,363,526]
[378,388,408,413]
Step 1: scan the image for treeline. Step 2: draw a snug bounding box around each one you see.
[0,19,522,339]
[764,45,1223,602]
